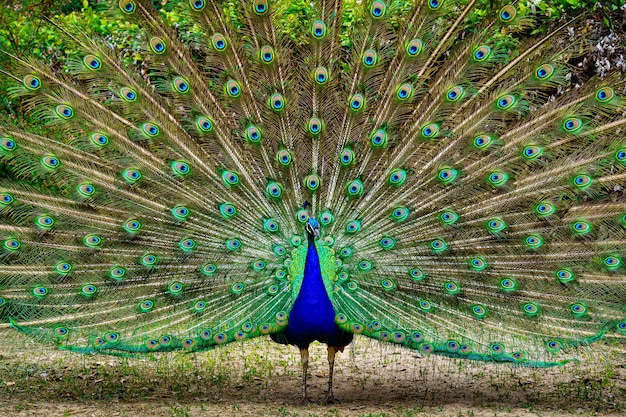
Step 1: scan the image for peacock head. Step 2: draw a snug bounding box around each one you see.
[305,217,320,238]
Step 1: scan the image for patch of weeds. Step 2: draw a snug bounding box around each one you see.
[169,405,190,417]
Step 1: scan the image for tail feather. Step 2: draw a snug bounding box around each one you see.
[0,0,624,365]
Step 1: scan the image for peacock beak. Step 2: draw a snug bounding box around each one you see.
[305,218,321,238]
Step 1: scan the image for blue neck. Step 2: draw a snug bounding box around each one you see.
[282,234,346,348]
[298,234,332,309]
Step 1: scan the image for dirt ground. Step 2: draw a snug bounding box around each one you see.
[0,333,624,417]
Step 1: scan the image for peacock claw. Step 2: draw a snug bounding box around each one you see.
[321,394,339,405]
[296,396,312,405]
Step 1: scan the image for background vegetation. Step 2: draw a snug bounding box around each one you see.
[0,0,624,118]
[1,0,625,60]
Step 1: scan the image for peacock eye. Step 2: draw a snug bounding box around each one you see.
[120,87,137,101]
[362,49,378,67]
[314,67,329,85]
[487,171,509,187]
[346,179,364,196]
[23,74,41,90]
[370,1,386,18]
[225,80,242,98]
[91,133,109,146]
[421,123,439,139]
[173,77,190,93]
[269,93,285,111]
[307,117,323,135]
[0,138,15,152]
[406,39,423,57]
[499,5,516,21]
[253,0,268,14]
[190,0,205,10]
[496,94,515,110]
[428,0,442,9]
[304,174,321,191]
[473,45,491,61]
[522,145,543,160]
[396,84,413,101]
[596,87,614,102]
[171,160,191,177]
[119,0,136,14]
[388,168,407,186]
[263,219,279,232]
[171,205,191,221]
[446,86,464,102]
[276,150,292,166]
[311,20,327,39]
[349,94,365,111]
[370,129,388,148]
[266,181,283,198]
[563,117,582,133]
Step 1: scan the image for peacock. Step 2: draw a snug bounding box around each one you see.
[0,0,625,404]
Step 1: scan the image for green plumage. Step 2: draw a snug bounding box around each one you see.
[0,0,625,399]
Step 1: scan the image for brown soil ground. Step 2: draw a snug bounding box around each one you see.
[0,333,624,417]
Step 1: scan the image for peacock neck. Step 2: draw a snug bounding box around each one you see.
[280,233,342,348]
[298,233,331,309]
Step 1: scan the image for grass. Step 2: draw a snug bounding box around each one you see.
[0,332,624,416]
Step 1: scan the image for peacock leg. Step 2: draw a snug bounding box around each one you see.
[297,347,311,404]
[322,346,339,404]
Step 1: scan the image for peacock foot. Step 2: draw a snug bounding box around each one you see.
[295,395,313,405]
[321,393,340,405]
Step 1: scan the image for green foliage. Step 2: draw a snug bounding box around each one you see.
[0,1,190,63]
[1,0,623,62]
[0,2,136,60]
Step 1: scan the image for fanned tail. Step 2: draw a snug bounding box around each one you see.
[0,0,624,367]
